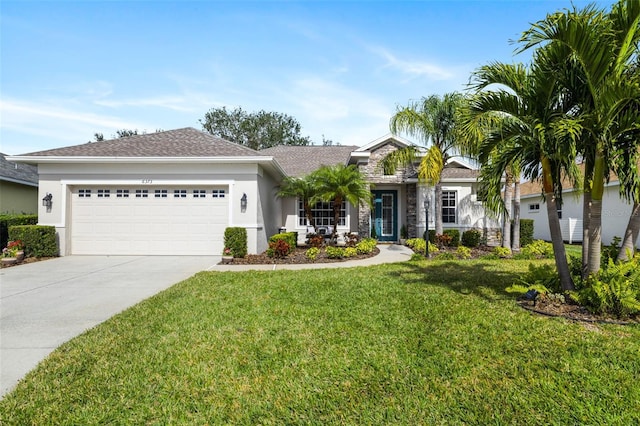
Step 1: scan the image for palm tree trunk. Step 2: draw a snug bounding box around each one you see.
[587,153,605,275]
[581,185,592,280]
[304,202,316,232]
[502,173,513,249]
[512,178,521,252]
[332,197,342,241]
[617,202,640,262]
[542,157,574,291]
[434,183,443,235]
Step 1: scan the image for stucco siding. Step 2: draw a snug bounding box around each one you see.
[0,181,38,214]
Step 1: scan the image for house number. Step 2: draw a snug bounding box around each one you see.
[141,179,153,184]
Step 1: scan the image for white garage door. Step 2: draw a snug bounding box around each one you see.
[71,186,229,255]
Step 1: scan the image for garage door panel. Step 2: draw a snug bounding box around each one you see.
[71,186,229,255]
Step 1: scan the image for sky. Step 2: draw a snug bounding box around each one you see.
[0,0,617,155]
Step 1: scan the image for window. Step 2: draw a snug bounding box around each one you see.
[116,189,129,198]
[528,203,540,212]
[97,189,110,198]
[298,200,346,227]
[193,189,206,198]
[78,189,91,198]
[154,189,168,198]
[174,189,187,198]
[135,189,149,198]
[442,191,457,224]
[212,189,226,198]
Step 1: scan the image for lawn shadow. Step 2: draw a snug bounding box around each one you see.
[388,260,524,302]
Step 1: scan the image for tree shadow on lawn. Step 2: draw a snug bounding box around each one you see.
[388,260,524,302]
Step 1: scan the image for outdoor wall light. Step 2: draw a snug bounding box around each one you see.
[240,193,247,212]
[42,193,53,209]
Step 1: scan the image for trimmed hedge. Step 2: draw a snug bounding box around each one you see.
[224,227,247,258]
[520,219,534,247]
[1,214,38,249]
[8,225,58,257]
[461,229,482,248]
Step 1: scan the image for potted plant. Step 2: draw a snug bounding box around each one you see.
[2,240,23,265]
[400,225,408,245]
[222,247,234,264]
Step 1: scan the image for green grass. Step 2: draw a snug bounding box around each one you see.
[2,259,639,424]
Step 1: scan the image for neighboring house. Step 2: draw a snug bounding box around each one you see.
[9,128,498,256]
[0,152,39,214]
[519,171,640,248]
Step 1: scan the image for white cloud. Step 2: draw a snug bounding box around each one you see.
[370,46,454,81]
[94,96,197,112]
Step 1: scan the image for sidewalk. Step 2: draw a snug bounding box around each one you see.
[211,244,415,272]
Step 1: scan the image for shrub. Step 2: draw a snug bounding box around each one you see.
[409,253,425,261]
[520,219,534,247]
[344,247,358,258]
[267,239,291,258]
[572,257,640,319]
[423,230,436,243]
[305,247,320,261]
[307,233,324,248]
[456,246,472,259]
[370,224,377,239]
[326,246,345,259]
[511,263,561,295]
[344,232,360,247]
[443,229,460,247]
[461,229,482,248]
[405,238,438,255]
[515,240,554,260]
[269,232,296,252]
[435,233,453,249]
[434,251,457,260]
[8,225,57,257]
[494,246,512,258]
[355,238,377,254]
[400,225,408,239]
[224,227,247,258]
[1,214,38,249]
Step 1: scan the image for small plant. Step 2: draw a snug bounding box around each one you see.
[443,229,460,247]
[434,251,457,260]
[405,238,438,255]
[2,240,23,258]
[515,240,554,259]
[370,224,377,239]
[344,232,360,247]
[326,246,345,259]
[355,238,377,254]
[305,247,320,261]
[222,247,233,257]
[435,233,453,249]
[344,247,358,258]
[267,239,291,258]
[269,232,296,253]
[400,225,408,239]
[461,229,482,248]
[307,233,324,248]
[456,246,472,259]
[493,246,512,258]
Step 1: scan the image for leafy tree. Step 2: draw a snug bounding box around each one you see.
[93,129,163,142]
[381,92,469,235]
[518,0,640,275]
[200,107,311,150]
[311,164,372,240]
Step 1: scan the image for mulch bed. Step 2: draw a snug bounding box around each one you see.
[0,256,57,268]
[517,296,639,325]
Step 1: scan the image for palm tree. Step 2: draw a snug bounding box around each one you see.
[277,175,318,231]
[382,93,468,235]
[466,52,581,291]
[312,164,372,241]
[518,0,640,274]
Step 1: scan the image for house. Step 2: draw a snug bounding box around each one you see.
[519,171,640,248]
[0,152,39,214]
[8,128,498,256]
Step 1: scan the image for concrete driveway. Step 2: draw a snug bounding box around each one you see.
[0,255,219,398]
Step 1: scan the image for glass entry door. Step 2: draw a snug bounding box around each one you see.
[372,190,397,242]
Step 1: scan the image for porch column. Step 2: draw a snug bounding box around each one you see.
[406,183,417,238]
[359,184,371,237]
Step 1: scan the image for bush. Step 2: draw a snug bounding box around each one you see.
[443,229,460,247]
[509,263,561,295]
[461,229,482,248]
[326,246,345,259]
[344,232,360,247]
[355,238,377,255]
[405,238,438,255]
[224,227,247,258]
[572,257,640,319]
[456,246,472,259]
[434,251,457,260]
[493,246,512,258]
[344,247,358,258]
[423,230,436,243]
[9,225,57,257]
[267,239,291,258]
[269,232,296,253]
[307,233,324,248]
[1,214,38,250]
[515,240,554,260]
[520,219,534,247]
[435,234,453,249]
[305,247,320,261]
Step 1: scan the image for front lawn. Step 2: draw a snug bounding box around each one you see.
[2,259,639,424]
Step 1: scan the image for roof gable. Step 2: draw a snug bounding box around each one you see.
[354,133,414,153]
[261,145,358,177]
[16,128,264,158]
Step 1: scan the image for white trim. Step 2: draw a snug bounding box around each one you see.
[0,177,38,187]
[61,178,236,186]
[355,133,414,152]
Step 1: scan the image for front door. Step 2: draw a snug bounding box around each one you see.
[372,190,397,242]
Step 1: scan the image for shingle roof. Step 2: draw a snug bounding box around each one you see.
[260,145,358,177]
[0,152,38,186]
[18,127,265,158]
